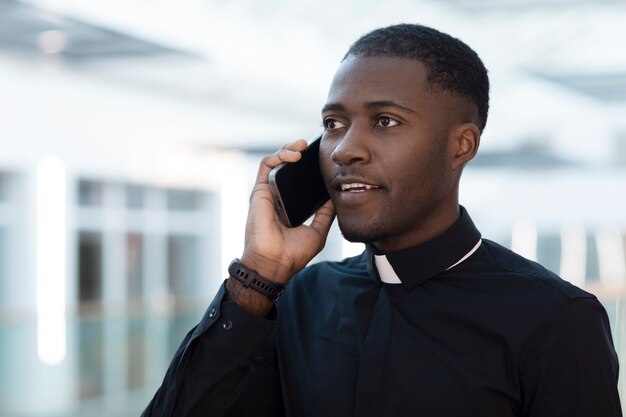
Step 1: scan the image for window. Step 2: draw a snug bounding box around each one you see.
[622,231,626,267]
[586,232,600,283]
[0,228,6,308]
[167,189,203,211]
[127,319,145,390]
[537,233,561,275]
[0,172,7,202]
[167,314,199,359]
[127,233,143,300]
[126,185,145,209]
[78,180,104,207]
[78,320,104,398]
[78,232,102,302]
[167,235,199,298]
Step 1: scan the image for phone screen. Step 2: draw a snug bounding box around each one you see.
[269,136,330,227]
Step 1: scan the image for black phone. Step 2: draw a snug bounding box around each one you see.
[269,135,330,227]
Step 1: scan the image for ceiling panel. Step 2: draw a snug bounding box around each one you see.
[0,0,188,61]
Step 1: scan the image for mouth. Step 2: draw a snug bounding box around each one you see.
[329,176,383,210]
[331,175,383,198]
[339,182,380,193]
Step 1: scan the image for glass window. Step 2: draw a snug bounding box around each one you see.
[168,314,200,359]
[167,235,199,298]
[78,320,104,398]
[127,319,145,390]
[166,189,203,211]
[0,172,6,202]
[126,185,145,209]
[78,180,104,207]
[586,232,600,283]
[494,233,511,250]
[78,232,102,302]
[127,233,143,300]
[537,233,561,275]
[623,231,626,266]
[0,228,5,308]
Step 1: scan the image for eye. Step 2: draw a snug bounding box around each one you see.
[375,116,399,127]
[323,118,346,130]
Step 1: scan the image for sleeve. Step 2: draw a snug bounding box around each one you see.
[141,281,284,417]
[520,296,622,417]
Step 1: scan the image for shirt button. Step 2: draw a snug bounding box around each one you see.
[222,320,233,330]
[208,307,217,318]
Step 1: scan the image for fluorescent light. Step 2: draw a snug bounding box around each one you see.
[36,156,67,366]
[37,30,68,54]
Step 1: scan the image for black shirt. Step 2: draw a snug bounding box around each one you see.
[143,208,621,417]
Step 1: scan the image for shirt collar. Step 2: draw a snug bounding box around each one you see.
[366,206,481,290]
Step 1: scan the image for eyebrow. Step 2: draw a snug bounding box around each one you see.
[321,100,416,114]
[366,100,416,114]
[321,102,346,114]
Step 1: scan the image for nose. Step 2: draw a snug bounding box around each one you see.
[330,126,372,166]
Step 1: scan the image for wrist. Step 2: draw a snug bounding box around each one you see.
[228,258,285,303]
[240,253,293,284]
[226,278,273,317]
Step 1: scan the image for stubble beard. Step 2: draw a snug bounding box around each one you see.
[335,201,404,247]
[338,217,392,245]
[335,190,445,251]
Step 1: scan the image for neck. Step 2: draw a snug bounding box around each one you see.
[373,203,460,253]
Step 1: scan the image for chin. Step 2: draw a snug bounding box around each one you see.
[338,219,389,246]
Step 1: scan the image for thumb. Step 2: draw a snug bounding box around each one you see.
[309,199,335,241]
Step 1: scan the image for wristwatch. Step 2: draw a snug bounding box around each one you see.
[228,258,285,302]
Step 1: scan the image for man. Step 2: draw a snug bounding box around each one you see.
[143,24,621,417]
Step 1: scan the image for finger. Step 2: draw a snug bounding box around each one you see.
[281,139,308,152]
[255,139,308,185]
[309,199,335,240]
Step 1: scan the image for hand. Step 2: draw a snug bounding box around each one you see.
[241,139,335,284]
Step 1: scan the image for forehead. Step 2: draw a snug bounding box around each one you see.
[325,55,431,108]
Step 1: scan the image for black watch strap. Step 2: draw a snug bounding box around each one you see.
[228,258,285,302]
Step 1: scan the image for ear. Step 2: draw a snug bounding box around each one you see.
[449,123,480,171]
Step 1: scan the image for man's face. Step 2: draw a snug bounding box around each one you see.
[320,55,465,252]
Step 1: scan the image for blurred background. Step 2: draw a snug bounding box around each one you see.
[1,0,626,415]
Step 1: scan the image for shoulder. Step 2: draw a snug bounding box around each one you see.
[460,240,618,376]
[471,238,595,302]
[470,239,623,415]
[456,238,605,341]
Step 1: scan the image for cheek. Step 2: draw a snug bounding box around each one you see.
[318,140,336,180]
[391,152,442,193]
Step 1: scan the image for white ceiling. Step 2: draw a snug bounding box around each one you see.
[2,0,626,160]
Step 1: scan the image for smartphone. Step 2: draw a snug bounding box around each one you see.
[269,135,330,227]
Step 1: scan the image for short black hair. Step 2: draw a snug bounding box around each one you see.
[344,24,490,132]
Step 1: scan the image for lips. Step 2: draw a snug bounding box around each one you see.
[332,176,383,194]
[340,183,380,192]
[328,175,383,212]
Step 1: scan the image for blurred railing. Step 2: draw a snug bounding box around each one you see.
[1,289,626,417]
[0,299,207,417]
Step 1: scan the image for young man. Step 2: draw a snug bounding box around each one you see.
[144,24,621,417]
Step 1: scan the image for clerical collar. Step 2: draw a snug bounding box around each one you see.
[367,207,482,290]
